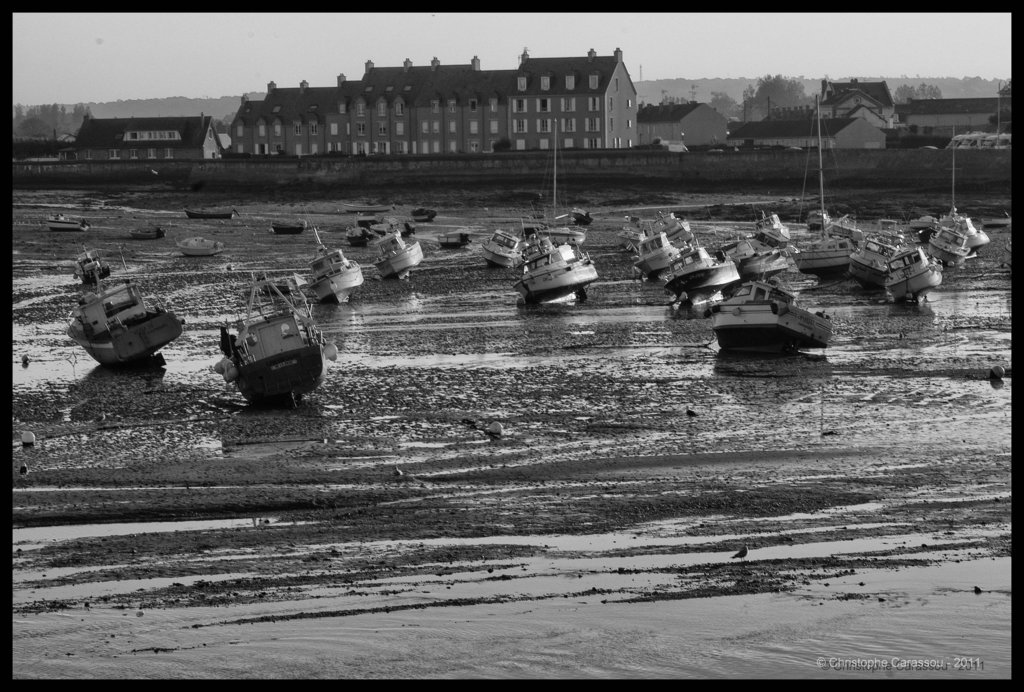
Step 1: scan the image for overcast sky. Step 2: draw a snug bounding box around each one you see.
[12,12,1013,105]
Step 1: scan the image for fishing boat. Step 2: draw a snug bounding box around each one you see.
[633,227,684,281]
[356,213,380,229]
[341,202,394,214]
[177,236,225,256]
[661,243,741,306]
[184,207,237,219]
[67,278,183,365]
[752,212,793,249]
[910,133,991,252]
[411,207,438,222]
[885,245,943,303]
[927,225,973,267]
[308,228,364,303]
[215,274,338,407]
[982,212,1012,230]
[719,237,791,282]
[617,216,645,253]
[480,228,524,268]
[651,211,694,246]
[73,248,112,285]
[373,231,424,280]
[46,213,90,232]
[370,216,402,235]
[848,235,903,289]
[345,226,376,247]
[709,279,833,353]
[129,227,166,240]
[513,233,599,304]
[438,229,473,248]
[401,220,417,237]
[271,220,307,235]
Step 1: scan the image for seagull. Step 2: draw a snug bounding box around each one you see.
[731,544,748,559]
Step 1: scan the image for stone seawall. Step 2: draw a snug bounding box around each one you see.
[12,149,1011,194]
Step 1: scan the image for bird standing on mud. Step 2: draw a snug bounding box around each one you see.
[731,544,748,560]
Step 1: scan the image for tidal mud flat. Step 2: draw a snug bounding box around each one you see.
[12,186,1011,678]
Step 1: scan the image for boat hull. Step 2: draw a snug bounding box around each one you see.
[68,311,183,365]
[375,242,424,279]
[663,264,741,303]
[184,209,235,219]
[272,224,305,235]
[233,345,327,405]
[438,231,472,248]
[514,263,598,304]
[886,266,943,303]
[793,251,851,277]
[129,228,166,240]
[735,253,790,282]
[48,220,89,232]
[711,302,832,352]
[848,255,889,289]
[310,268,364,303]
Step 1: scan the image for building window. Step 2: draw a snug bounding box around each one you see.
[469,121,479,134]
[608,97,614,110]
[586,137,600,148]
[538,98,550,113]
[421,122,429,134]
[518,76,527,91]
[432,100,440,113]
[541,76,550,90]
[147,148,156,158]
[357,122,366,136]
[589,74,599,89]
[469,140,480,152]
[448,99,457,113]
[588,97,600,111]
[516,139,526,151]
[339,103,347,114]
[626,119,632,128]
[469,99,478,112]
[449,121,456,134]
[294,122,302,136]
[84,150,92,160]
[538,118,551,133]
[489,97,498,112]
[432,121,440,134]
[165,149,173,158]
[377,101,387,117]
[109,149,120,159]
[562,97,577,112]
[566,75,575,90]
[258,122,266,137]
[378,123,388,136]
[129,149,139,159]
[330,123,338,135]
[433,140,441,153]
[236,123,243,137]
[273,122,282,136]
[627,98,633,108]
[513,119,527,134]
[586,117,600,132]
[395,101,404,116]
[396,141,407,154]
[489,120,499,134]
[356,102,365,117]
[562,119,576,133]
[311,122,319,135]
[449,141,457,153]
[513,98,527,113]
[396,122,404,135]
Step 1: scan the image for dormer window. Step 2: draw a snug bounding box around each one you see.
[385,85,394,92]
[566,75,575,90]
[448,99,457,113]
[364,86,373,92]
[272,105,282,114]
[541,76,550,90]
[518,76,527,91]
[377,101,387,117]
[589,74,599,89]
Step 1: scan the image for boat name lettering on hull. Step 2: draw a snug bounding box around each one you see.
[270,358,299,371]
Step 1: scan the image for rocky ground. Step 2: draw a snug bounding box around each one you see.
[11,183,1012,673]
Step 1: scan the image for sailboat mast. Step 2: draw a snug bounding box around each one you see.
[816,96,826,221]
[951,126,956,211]
[553,120,558,218]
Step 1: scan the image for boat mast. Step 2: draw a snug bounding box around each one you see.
[816,96,826,230]
[950,125,956,212]
[552,120,558,219]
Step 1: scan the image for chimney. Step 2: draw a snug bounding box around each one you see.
[364,60,374,75]
[337,73,346,87]
[300,80,308,92]
[240,94,248,105]
[471,55,481,71]
[431,56,440,70]
[267,81,277,94]
[587,48,597,61]
[403,58,412,71]
[614,47,622,62]
[520,47,529,66]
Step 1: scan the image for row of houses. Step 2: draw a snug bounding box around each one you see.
[64,52,1010,161]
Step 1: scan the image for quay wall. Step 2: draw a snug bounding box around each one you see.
[12,149,1011,194]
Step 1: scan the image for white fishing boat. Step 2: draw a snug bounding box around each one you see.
[633,227,684,281]
[927,225,973,267]
[662,243,742,306]
[480,228,524,268]
[885,245,943,303]
[67,278,183,365]
[720,237,791,282]
[709,279,833,353]
[47,213,90,232]
[513,233,598,304]
[215,274,338,407]
[651,211,694,246]
[616,216,645,253]
[751,212,793,249]
[308,228,364,303]
[73,248,112,285]
[374,231,424,280]
[848,235,904,289]
[177,236,224,256]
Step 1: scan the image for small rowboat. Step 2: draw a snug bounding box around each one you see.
[129,227,166,240]
[47,214,90,232]
[184,207,237,219]
[341,202,394,214]
[411,207,438,222]
[271,220,307,235]
[177,236,225,256]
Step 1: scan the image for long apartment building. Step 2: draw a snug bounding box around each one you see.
[229,48,638,156]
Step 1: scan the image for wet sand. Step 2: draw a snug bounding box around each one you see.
[11,186,1012,678]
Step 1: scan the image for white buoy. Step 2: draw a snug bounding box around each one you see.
[21,431,35,448]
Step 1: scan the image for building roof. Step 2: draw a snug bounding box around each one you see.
[727,117,861,139]
[637,103,705,123]
[895,97,999,116]
[821,79,894,108]
[75,115,215,149]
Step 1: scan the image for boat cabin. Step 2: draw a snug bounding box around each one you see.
[638,233,669,255]
[888,247,929,274]
[312,247,350,275]
[491,231,521,249]
[731,280,794,305]
[78,282,147,330]
[236,313,310,364]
